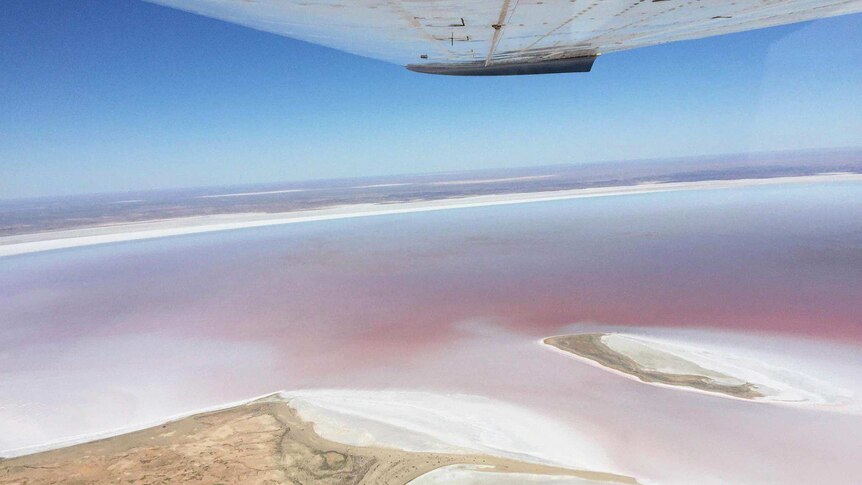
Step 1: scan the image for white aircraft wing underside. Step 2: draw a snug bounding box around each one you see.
[147,0,862,75]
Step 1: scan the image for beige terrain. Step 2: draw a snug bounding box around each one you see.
[0,396,637,485]
[544,334,764,400]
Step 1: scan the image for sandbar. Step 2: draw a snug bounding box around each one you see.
[545,333,763,399]
[543,332,854,408]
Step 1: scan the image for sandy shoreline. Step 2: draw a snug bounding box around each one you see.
[2,173,859,258]
[2,391,609,466]
[0,391,638,484]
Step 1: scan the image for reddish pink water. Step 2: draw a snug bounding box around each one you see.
[1,182,861,483]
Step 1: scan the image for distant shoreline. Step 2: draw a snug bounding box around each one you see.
[1,173,859,258]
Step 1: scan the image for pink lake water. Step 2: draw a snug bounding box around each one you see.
[1,181,861,484]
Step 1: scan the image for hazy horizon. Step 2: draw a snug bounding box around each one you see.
[2,1,861,199]
[2,147,861,202]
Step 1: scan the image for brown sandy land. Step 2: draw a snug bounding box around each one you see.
[0,396,637,485]
[545,334,763,400]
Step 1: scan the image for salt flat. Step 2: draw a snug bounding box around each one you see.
[281,389,612,471]
[3,180,861,484]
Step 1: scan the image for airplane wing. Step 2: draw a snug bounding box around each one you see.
[146,0,862,75]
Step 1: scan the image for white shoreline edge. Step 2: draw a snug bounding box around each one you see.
[0,391,281,459]
[2,173,859,258]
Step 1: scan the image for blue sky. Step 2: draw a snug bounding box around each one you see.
[1,1,860,199]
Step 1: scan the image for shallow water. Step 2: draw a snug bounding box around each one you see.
[1,182,861,484]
